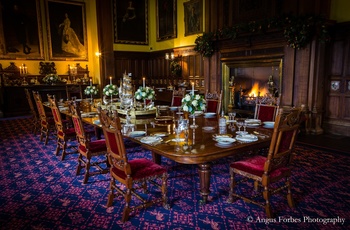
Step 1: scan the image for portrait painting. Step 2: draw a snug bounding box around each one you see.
[45,0,88,61]
[183,0,203,36]
[114,0,148,45]
[0,0,44,60]
[156,0,177,41]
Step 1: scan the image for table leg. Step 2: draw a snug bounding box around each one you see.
[152,151,161,164]
[198,163,211,204]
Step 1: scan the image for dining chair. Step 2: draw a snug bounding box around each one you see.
[254,103,279,122]
[24,88,40,135]
[205,90,222,114]
[98,107,170,222]
[227,107,303,218]
[32,91,55,145]
[66,85,83,100]
[171,88,185,106]
[69,101,109,184]
[47,94,77,160]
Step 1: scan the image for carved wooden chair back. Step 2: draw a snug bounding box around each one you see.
[69,101,108,184]
[171,88,185,106]
[228,107,303,218]
[205,90,222,114]
[98,107,169,222]
[254,103,279,122]
[32,91,54,145]
[47,94,76,160]
[24,88,40,134]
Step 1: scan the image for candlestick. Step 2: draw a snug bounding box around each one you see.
[143,77,145,88]
[109,76,112,85]
[191,82,194,95]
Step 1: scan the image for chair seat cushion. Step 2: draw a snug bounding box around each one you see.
[79,139,107,153]
[58,127,76,137]
[112,159,166,181]
[230,155,290,178]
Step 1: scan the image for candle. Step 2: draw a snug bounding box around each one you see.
[90,78,92,86]
[143,77,145,88]
[191,82,194,95]
[109,76,112,85]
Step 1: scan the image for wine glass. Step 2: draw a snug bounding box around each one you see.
[236,121,243,132]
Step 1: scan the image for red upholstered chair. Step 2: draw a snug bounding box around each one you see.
[171,88,185,106]
[24,88,40,135]
[254,104,278,122]
[98,107,169,223]
[205,90,222,114]
[47,94,77,160]
[228,107,303,218]
[69,101,109,184]
[32,91,55,145]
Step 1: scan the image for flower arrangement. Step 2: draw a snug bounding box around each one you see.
[103,84,118,96]
[181,94,206,114]
[84,86,99,96]
[134,86,156,100]
[170,60,182,76]
[43,74,61,84]
[194,32,215,57]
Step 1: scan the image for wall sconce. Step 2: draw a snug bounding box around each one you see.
[165,52,175,60]
[95,51,101,57]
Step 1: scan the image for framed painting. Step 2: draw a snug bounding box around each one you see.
[45,0,88,61]
[113,0,148,45]
[0,0,44,60]
[183,0,203,36]
[156,0,177,41]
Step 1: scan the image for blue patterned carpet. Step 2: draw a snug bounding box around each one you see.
[0,117,349,230]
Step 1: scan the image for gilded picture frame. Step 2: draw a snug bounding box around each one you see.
[156,0,177,41]
[114,0,148,45]
[45,0,88,61]
[183,0,203,36]
[0,0,44,60]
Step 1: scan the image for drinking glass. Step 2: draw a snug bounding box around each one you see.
[228,112,236,121]
[236,121,243,132]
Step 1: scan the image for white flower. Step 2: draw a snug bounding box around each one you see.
[185,94,191,101]
[192,100,198,106]
[183,105,188,111]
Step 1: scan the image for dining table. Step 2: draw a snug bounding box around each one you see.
[49,101,273,204]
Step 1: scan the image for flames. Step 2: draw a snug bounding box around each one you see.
[247,82,269,97]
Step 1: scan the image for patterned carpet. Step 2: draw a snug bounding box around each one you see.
[0,117,349,230]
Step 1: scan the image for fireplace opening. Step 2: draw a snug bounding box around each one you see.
[222,58,283,117]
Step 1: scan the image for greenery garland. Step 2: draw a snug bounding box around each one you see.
[170,60,182,76]
[194,14,331,57]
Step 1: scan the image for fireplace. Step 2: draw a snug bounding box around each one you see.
[222,58,283,116]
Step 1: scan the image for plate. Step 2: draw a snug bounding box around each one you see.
[212,134,233,139]
[204,112,216,117]
[236,134,258,142]
[169,106,179,111]
[140,136,162,144]
[171,138,185,142]
[152,132,168,137]
[245,119,261,124]
[246,123,260,127]
[129,131,146,137]
[263,121,275,128]
[189,111,203,117]
[202,126,215,131]
[215,143,233,148]
[215,137,236,145]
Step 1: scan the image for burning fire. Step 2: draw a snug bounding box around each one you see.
[247,82,269,97]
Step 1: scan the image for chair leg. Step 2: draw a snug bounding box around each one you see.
[227,168,236,203]
[44,128,49,145]
[254,180,259,191]
[122,188,132,222]
[162,173,170,209]
[76,154,83,176]
[286,177,295,208]
[55,138,61,156]
[83,158,91,184]
[263,186,273,218]
[61,140,68,161]
[106,178,115,207]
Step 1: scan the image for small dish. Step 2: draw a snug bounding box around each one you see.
[171,138,185,142]
[169,106,178,111]
[140,136,162,144]
[212,134,233,139]
[245,119,261,124]
[204,112,216,117]
[129,131,146,137]
[152,132,168,137]
[202,126,215,131]
[215,137,236,145]
[263,121,275,128]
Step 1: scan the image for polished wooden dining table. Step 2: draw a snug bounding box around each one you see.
[49,102,272,203]
[84,111,272,204]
